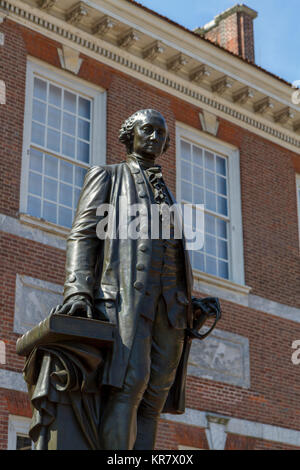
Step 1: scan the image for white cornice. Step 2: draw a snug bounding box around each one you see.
[1,0,300,154]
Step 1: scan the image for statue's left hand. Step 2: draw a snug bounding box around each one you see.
[192,296,221,320]
[187,297,222,340]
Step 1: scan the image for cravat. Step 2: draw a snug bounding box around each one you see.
[144,166,170,205]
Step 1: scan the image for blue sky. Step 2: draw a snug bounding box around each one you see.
[139,0,299,85]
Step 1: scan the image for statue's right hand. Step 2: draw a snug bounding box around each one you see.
[49,295,93,319]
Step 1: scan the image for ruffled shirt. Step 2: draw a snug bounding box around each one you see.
[127,153,171,206]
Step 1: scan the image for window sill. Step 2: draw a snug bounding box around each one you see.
[19,213,69,239]
[192,269,252,305]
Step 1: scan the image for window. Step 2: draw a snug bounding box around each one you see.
[177,124,245,285]
[20,60,106,230]
[7,415,33,450]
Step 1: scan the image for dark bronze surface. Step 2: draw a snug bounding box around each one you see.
[18,109,221,450]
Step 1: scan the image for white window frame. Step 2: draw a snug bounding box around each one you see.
[20,58,106,234]
[296,174,300,244]
[176,123,245,286]
[7,415,33,450]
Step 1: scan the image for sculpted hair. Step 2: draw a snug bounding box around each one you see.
[119,109,170,154]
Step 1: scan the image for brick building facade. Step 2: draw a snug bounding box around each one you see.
[0,0,299,450]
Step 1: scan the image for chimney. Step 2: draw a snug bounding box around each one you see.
[195,4,258,63]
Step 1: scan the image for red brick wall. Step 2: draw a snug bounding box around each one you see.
[0,20,299,450]
[185,298,300,431]
[156,421,209,450]
[225,434,300,450]
[0,20,27,219]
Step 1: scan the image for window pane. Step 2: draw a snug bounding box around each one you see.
[30,149,43,172]
[204,151,214,171]
[47,128,60,153]
[181,160,191,181]
[193,251,204,271]
[62,135,75,158]
[216,156,226,176]
[205,234,217,256]
[63,112,76,135]
[217,196,228,216]
[59,206,73,227]
[64,90,76,113]
[193,166,203,187]
[78,97,91,119]
[32,99,46,124]
[49,84,62,107]
[205,213,216,235]
[218,260,229,279]
[75,166,87,187]
[205,171,215,191]
[34,78,47,101]
[59,183,73,207]
[77,141,90,163]
[181,140,191,161]
[194,186,204,204]
[27,195,41,218]
[28,172,42,196]
[60,160,73,184]
[217,175,227,196]
[218,239,228,260]
[45,154,58,178]
[216,218,227,239]
[43,201,57,224]
[78,119,90,141]
[206,256,217,276]
[44,177,57,202]
[181,181,192,202]
[32,122,45,146]
[48,106,61,130]
[192,146,203,166]
[206,191,216,212]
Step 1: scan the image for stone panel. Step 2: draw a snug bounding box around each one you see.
[14,274,63,334]
[188,329,250,388]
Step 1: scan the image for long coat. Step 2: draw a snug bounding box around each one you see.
[63,155,194,413]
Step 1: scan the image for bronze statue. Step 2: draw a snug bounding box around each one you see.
[17,109,221,450]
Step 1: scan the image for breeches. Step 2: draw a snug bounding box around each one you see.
[99,293,185,450]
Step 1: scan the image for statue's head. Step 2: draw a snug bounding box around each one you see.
[119,109,170,161]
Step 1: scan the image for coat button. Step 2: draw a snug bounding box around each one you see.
[136,263,145,271]
[139,243,148,252]
[86,276,93,285]
[138,191,147,198]
[132,168,140,174]
[68,274,76,283]
[136,178,144,184]
[134,281,144,290]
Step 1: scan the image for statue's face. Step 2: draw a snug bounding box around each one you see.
[132,113,168,161]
